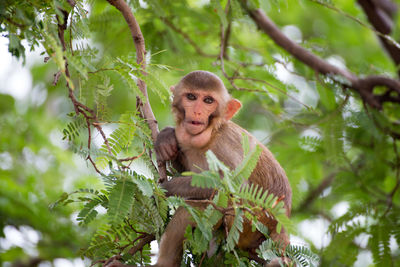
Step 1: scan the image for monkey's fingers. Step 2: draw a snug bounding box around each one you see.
[165,143,178,160]
[157,144,178,161]
[159,146,171,161]
[154,146,164,160]
[156,145,170,159]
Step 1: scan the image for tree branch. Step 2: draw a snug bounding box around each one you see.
[243,5,400,110]
[106,0,167,181]
[246,8,357,84]
[296,173,336,212]
[357,0,400,75]
[128,234,155,255]
[101,234,155,267]
[222,20,232,60]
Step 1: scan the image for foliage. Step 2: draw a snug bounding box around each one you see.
[1,0,400,266]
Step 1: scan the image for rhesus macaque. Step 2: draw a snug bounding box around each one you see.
[154,70,292,267]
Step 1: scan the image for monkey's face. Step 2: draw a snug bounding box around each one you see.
[180,90,219,136]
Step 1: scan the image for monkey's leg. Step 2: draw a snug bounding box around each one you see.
[155,207,196,267]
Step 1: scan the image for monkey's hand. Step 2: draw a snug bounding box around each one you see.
[155,127,179,161]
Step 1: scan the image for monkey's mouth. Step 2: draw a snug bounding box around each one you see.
[190,120,204,125]
[184,120,207,135]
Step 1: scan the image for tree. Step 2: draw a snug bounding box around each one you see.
[0,0,399,266]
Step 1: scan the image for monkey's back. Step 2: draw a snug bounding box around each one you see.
[211,121,292,214]
[208,121,292,249]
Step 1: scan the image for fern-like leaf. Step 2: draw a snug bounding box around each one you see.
[257,239,280,262]
[114,58,146,100]
[66,52,88,80]
[77,197,101,225]
[190,170,222,189]
[226,208,244,251]
[96,112,137,169]
[237,183,292,233]
[108,178,135,225]
[62,116,85,141]
[141,69,170,105]
[232,144,262,183]
[369,223,392,266]
[285,244,320,267]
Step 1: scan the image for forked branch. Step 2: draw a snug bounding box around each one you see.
[55,1,112,174]
[243,5,400,110]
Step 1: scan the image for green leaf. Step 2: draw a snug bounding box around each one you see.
[66,53,88,80]
[232,144,262,181]
[108,178,135,224]
[132,177,153,197]
[226,208,244,251]
[241,133,250,156]
[214,191,228,208]
[191,170,222,189]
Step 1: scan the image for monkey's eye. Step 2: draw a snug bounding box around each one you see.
[203,97,214,104]
[186,93,196,101]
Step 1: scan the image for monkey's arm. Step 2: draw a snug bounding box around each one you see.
[161,177,214,200]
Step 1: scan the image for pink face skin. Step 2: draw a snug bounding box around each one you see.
[180,90,219,136]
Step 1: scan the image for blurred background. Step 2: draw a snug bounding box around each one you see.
[1,0,400,266]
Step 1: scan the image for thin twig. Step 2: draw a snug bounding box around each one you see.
[127,234,155,255]
[103,255,122,267]
[119,145,146,162]
[233,76,314,110]
[162,17,218,58]
[199,252,207,267]
[125,219,147,235]
[219,0,242,91]
[296,173,336,212]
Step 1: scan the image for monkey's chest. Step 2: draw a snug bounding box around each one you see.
[181,149,209,173]
[180,147,242,173]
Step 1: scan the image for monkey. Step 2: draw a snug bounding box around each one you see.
[105,71,291,267]
[153,70,292,267]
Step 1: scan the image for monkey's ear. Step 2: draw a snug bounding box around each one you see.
[170,86,175,92]
[224,99,242,120]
